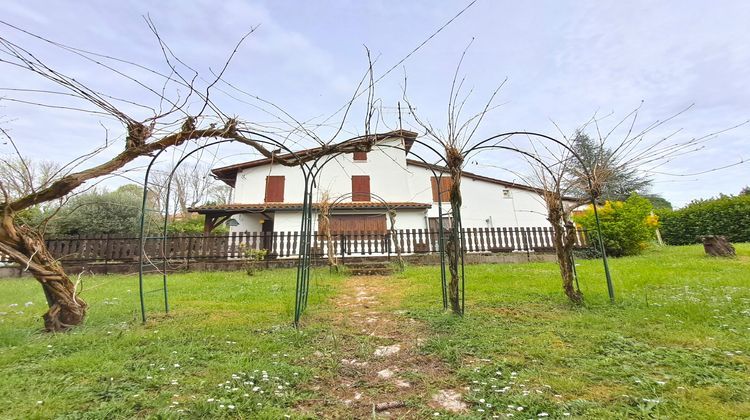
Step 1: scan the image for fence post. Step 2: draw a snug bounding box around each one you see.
[103,234,110,275]
[340,234,346,263]
[521,227,531,260]
[186,236,193,271]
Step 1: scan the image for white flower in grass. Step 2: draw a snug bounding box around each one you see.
[207,398,214,402]
[538,413,549,417]
[252,386,260,392]
[228,405,235,410]
[219,404,225,408]
[563,413,571,416]
[36,401,43,405]
[479,399,485,403]
[173,364,180,368]
[433,413,440,417]
[25,302,33,307]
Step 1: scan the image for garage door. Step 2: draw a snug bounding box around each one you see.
[322,214,387,234]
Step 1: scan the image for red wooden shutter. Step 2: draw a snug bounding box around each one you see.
[353,151,367,161]
[264,176,285,202]
[351,175,370,201]
[431,177,452,202]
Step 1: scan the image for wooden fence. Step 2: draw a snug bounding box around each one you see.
[0,227,589,265]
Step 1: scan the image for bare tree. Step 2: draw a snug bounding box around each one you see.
[0,154,61,201]
[506,105,749,304]
[404,42,505,314]
[150,162,227,218]
[0,23,382,331]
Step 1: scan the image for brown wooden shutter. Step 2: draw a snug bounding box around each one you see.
[351,175,370,201]
[431,176,452,202]
[353,151,367,161]
[324,214,386,233]
[264,176,285,202]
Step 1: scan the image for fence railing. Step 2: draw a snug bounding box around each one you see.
[0,227,589,265]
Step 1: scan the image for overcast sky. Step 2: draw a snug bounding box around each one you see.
[1,0,748,207]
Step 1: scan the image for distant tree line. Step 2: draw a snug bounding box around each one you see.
[3,157,230,236]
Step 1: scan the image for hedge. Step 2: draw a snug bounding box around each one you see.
[657,194,750,245]
[574,194,656,257]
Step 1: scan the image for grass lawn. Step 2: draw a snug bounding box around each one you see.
[0,244,748,419]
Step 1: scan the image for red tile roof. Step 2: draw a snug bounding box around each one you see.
[188,201,431,214]
[406,159,580,202]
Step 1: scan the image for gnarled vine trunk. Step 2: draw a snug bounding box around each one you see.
[445,146,464,314]
[546,198,583,304]
[0,215,87,331]
[318,193,338,272]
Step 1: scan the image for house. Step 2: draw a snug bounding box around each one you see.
[189,130,572,243]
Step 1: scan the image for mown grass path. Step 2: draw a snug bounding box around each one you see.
[300,275,462,417]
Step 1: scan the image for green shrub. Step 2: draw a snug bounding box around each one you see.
[574,194,656,257]
[657,194,750,245]
[167,215,228,234]
[242,247,268,276]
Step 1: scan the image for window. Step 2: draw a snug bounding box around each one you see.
[428,216,453,231]
[502,189,512,198]
[430,176,452,202]
[264,176,285,202]
[353,151,367,161]
[351,175,371,201]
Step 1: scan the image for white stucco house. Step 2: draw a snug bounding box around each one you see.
[190,131,574,250]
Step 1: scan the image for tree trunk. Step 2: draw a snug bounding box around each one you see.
[445,146,464,314]
[701,235,736,257]
[388,210,404,272]
[0,216,87,331]
[547,203,583,304]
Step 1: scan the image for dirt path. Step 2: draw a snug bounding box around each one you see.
[301,275,465,418]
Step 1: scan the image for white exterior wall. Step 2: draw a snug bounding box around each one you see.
[233,137,414,204]
[234,213,263,232]
[405,165,552,229]
[227,135,558,233]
